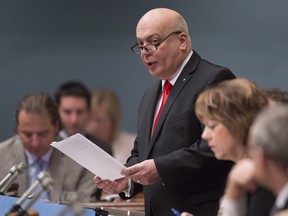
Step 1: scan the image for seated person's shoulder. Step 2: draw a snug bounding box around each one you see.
[0,135,23,151]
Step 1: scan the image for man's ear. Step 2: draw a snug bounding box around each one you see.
[179,32,189,50]
[258,148,269,169]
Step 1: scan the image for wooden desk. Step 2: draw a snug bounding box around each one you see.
[84,192,145,215]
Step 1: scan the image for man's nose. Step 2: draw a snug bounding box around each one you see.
[70,112,79,123]
[30,134,41,145]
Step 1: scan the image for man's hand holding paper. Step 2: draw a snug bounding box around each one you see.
[93,176,129,195]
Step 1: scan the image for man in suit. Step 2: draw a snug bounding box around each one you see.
[0,93,95,202]
[94,8,235,215]
[224,105,288,216]
[54,81,112,201]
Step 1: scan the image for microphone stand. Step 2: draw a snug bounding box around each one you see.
[5,171,53,216]
[18,176,54,216]
[0,162,27,195]
[0,165,17,193]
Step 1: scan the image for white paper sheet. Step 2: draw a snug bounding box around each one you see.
[50,133,125,180]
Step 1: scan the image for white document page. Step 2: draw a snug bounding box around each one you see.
[51,133,125,180]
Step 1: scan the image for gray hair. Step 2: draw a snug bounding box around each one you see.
[171,13,191,43]
[172,14,189,34]
[249,104,288,169]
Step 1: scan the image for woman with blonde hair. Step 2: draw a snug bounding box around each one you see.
[189,78,274,216]
[86,89,136,164]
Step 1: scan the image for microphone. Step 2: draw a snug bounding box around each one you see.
[6,171,54,215]
[0,162,27,195]
[19,174,54,215]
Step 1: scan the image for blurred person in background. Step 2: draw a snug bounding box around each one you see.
[265,88,288,105]
[86,89,136,164]
[54,81,111,155]
[0,93,95,202]
[217,104,288,216]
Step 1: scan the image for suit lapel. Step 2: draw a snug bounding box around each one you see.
[140,81,162,158]
[49,149,66,201]
[146,52,201,158]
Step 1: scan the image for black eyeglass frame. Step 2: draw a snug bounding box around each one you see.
[130,31,182,54]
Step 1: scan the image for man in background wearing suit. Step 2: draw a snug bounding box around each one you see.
[94,8,235,215]
[0,93,95,202]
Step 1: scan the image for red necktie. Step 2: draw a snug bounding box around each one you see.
[152,81,173,132]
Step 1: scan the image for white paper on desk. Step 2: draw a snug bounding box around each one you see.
[50,133,125,180]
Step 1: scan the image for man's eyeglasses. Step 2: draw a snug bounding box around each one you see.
[130,31,181,55]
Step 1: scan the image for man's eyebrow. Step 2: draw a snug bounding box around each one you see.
[137,33,160,42]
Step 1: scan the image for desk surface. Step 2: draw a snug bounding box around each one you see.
[0,195,94,216]
[1,193,145,216]
[85,201,145,213]
[85,192,145,214]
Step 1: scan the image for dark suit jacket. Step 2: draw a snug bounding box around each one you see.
[0,135,96,202]
[247,186,275,216]
[123,51,235,215]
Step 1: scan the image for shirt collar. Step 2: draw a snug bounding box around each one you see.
[162,50,193,87]
[59,130,85,139]
[275,182,288,209]
[25,148,53,166]
[59,130,69,139]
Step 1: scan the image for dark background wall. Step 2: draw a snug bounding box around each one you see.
[1,0,287,140]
